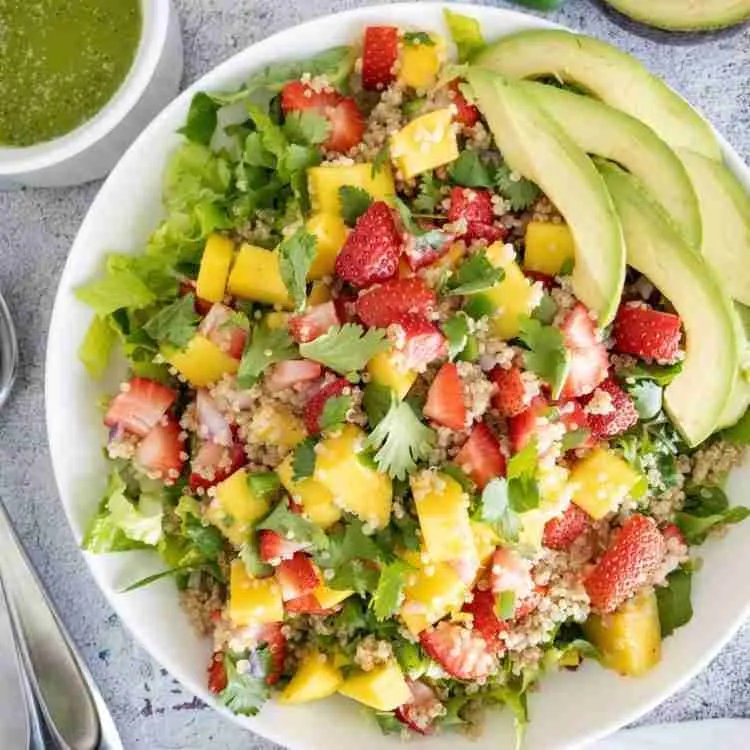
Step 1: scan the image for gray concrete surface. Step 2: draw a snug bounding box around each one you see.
[0,1,748,747]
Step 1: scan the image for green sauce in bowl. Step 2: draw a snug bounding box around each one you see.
[0,0,142,147]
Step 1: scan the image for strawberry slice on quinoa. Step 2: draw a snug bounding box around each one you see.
[420,621,497,680]
[199,302,248,359]
[355,277,436,328]
[361,26,399,90]
[391,314,448,371]
[259,622,287,685]
[448,187,495,226]
[284,593,338,616]
[447,79,480,127]
[490,365,528,418]
[461,588,508,652]
[189,439,246,492]
[542,503,592,551]
[276,552,321,601]
[508,395,592,454]
[258,529,310,564]
[134,417,185,484]
[613,303,682,363]
[581,378,638,439]
[424,362,466,430]
[559,303,609,399]
[289,301,340,343]
[454,421,506,489]
[304,377,350,434]
[264,359,322,392]
[104,377,177,437]
[395,679,444,735]
[207,652,227,694]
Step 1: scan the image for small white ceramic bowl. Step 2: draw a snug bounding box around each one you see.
[46,4,750,749]
[0,0,183,189]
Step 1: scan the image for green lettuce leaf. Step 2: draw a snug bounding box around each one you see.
[79,316,117,379]
[443,8,486,62]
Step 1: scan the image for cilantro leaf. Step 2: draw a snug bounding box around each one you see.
[143,293,200,349]
[413,171,443,213]
[403,31,435,46]
[372,143,391,176]
[339,186,373,226]
[299,324,389,374]
[258,498,328,550]
[283,110,330,145]
[676,484,750,545]
[319,394,352,431]
[507,440,538,481]
[237,323,298,388]
[221,649,271,716]
[292,437,317,481]
[619,361,683,387]
[495,164,541,212]
[532,292,557,325]
[448,150,494,188]
[560,428,591,452]
[506,440,540,513]
[278,227,317,311]
[442,313,470,360]
[363,382,395,427]
[372,560,412,620]
[476,477,520,543]
[517,317,570,399]
[443,8,486,63]
[656,567,693,638]
[178,92,219,146]
[444,250,504,295]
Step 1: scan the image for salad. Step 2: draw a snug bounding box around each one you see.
[76,8,750,743]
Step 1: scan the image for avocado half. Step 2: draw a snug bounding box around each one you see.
[602,0,750,31]
[599,161,738,446]
[520,81,702,249]
[466,68,626,326]
[474,29,721,161]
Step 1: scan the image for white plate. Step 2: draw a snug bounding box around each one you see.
[594,720,750,749]
[45,3,750,749]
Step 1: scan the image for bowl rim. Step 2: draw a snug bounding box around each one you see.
[44,3,750,749]
[0,0,171,175]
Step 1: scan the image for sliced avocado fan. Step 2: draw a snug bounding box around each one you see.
[717,303,750,429]
[602,0,750,31]
[466,68,626,326]
[598,161,737,446]
[474,29,721,161]
[520,81,702,248]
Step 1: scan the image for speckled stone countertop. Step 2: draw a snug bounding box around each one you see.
[0,1,749,747]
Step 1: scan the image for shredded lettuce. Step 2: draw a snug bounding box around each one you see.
[443,9,486,63]
[78,315,117,379]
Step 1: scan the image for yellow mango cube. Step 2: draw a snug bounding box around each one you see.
[227,244,292,308]
[277,455,342,529]
[313,584,354,610]
[279,652,343,704]
[308,163,395,216]
[247,403,307,450]
[524,221,575,277]
[390,109,459,179]
[338,661,411,711]
[411,470,475,563]
[367,349,418,400]
[401,560,467,635]
[471,521,500,567]
[308,280,332,306]
[398,33,445,90]
[164,334,238,387]
[519,465,575,550]
[307,213,349,279]
[314,425,392,528]
[584,588,662,677]
[570,448,640,520]
[206,468,270,546]
[229,561,284,626]
[196,233,235,303]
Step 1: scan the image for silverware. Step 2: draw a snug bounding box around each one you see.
[0,289,17,410]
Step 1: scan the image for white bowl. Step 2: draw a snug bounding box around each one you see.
[0,0,183,189]
[45,4,750,749]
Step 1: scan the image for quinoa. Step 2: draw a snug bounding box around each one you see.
[691,440,744,485]
[354,635,394,671]
[180,581,225,637]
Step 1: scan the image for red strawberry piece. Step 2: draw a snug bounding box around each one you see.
[403,228,454,271]
[362,26,399,90]
[356,278,436,328]
[284,593,337,615]
[613,303,682,363]
[289,301,340,343]
[104,377,177,437]
[464,221,507,244]
[462,588,508,652]
[134,417,185,483]
[514,585,547,621]
[559,400,593,443]
[447,79,480,127]
[207,652,227,694]
[543,504,592,551]
[258,529,310,564]
[196,389,233,446]
[508,396,593,454]
[393,313,448,371]
[489,548,535,602]
[585,514,666,613]
[335,201,403,287]
[179,280,213,316]
[276,552,321,601]
[332,289,358,323]
[455,421,506,489]
[448,187,494,225]
[490,366,527,418]
[395,680,443,735]
[661,523,687,547]
[581,378,638,439]
[258,622,287,685]
[326,97,366,152]
[559,303,609,399]
[189,440,246,491]
[265,359,322,392]
[524,270,556,289]
[420,621,496,680]
[304,378,350,434]
[424,362,466,429]
[280,80,342,113]
[198,302,248,359]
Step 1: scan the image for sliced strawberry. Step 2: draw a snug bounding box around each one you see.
[265,359,322,392]
[403,227,454,271]
[280,80,341,113]
[558,400,593,443]
[362,26,399,90]
[585,514,666,613]
[326,96,366,152]
[335,201,403,288]
[613,304,682,363]
[179,280,213,316]
[508,396,593,454]
[284,593,337,615]
[258,622,286,685]
[462,588,508,652]
[514,584,547,621]
[258,529,309,564]
[465,222,507,244]
[356,278,436,328]
[395,680,443,736]
[447,79,480,127]
[104,377,177,437]
[196,389,232,446]
[448,187,494,226]
[489,548,535,602]
[581,378,638,439]
[543,504,592,551]
[276,552,321,601]
[424,362,466,429]
[559,303,609,399]
[198,302,248,359]
[304,378,350,434]
[134,417,185,483]
[289,301,340,343]
[420,621,496,680]
[332,289,358,323]
[207,652,227,694]
[393,314,448,371]
[455,422,506,489]
[490,366,527,418]
[189,440,246,491]
[661,523,686,546]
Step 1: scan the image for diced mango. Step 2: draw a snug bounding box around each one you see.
[207,468,270,546]
[390,109,459,179]
[411,470,476,563]
[279,652,343,704]
[519,465,575,550]
[570,448,640,520]
[314,425,392,528]
[401,559,467,635]
[164,334,238,387]
[471,521,500,567]
[524,222,575,277]
[398,33,445,90]
[308,280,332,306]
[247,403,307,450]
[277,455,342,529]
[367,349,418,400]
[584,588,662,677]
[308,163,395,216]
[229,560,284,626]
[227,244,292,308]
[431,242,466,276]
[338,661,411,711]
[196,233,235,303]
[265,311,290,330]
[307,213,349,279]
[313,584,354,609]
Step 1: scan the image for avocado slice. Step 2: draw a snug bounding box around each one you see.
[520,81,701,248]
[602,0,750,31]
[466,68,626,326]
[598,161,737,446]
[475,30,721,161]
[717,303,750,429]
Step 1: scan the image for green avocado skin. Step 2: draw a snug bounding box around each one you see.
[602,0,750,31]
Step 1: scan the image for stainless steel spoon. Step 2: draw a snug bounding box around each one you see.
[0,289,17,410]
